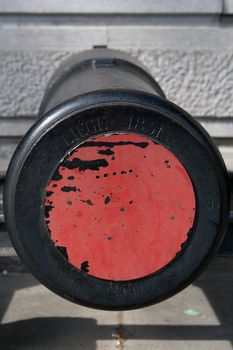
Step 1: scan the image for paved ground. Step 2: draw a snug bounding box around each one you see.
[0,257,232,350]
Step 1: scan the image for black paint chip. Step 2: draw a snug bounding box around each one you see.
[46,191,53,197]
[44,205,54,219]
[79,141,149,149]
[56,246,69,261]
[62,157,109,171]
[104,196,111,205]
[81,261,90,273]
[98,148,115,155]
[52,169,63,181]
[81,199,94,206]
[61,186,77,192]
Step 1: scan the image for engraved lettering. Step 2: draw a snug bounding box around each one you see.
[60,115,166,147]
[127,115,133,130]
[96,117,107,132]
[60,128,79,146]
[151,126,164,138]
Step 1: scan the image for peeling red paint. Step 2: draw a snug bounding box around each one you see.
[44,133,196,281]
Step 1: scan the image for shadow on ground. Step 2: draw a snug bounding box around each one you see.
[0,258,232,349]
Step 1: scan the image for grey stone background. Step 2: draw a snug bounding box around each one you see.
[0,0,233,172]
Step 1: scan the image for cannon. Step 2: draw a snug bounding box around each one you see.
[3,48,229,310]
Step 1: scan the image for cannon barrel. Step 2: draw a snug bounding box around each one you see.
[3,48,229,310]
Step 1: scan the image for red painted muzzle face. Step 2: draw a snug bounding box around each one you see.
[45,133,196,281]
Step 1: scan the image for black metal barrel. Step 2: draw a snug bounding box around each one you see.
[3,48,229,310]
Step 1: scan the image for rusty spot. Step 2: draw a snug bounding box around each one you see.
[112,312,130,350]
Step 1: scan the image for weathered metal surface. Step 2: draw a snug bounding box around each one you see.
[45,133,196,281]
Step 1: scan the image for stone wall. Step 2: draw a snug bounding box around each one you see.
[0,0,233,172]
